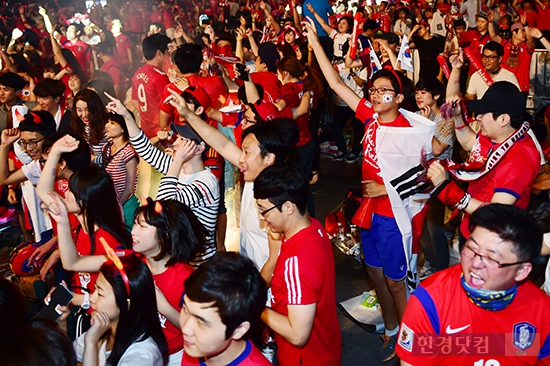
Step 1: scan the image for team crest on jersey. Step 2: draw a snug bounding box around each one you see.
[513,322,536,351]
[78,46,82,52]
[398,323,414,352]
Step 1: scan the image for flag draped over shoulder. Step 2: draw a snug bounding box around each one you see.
[376,109,435,292]
[396,35,414,72]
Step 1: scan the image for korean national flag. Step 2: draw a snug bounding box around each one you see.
[396,35,414,72]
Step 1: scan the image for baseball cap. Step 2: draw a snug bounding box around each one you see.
[170,122,206,146]
[511,22,524,33]
[466,81,525,118]
[257,43,280,73]
[182,86,212,111]
[250,100,280,123]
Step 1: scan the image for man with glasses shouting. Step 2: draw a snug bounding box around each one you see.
[397,204,550,365]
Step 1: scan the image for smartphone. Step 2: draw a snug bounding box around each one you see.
[39,283,73,321]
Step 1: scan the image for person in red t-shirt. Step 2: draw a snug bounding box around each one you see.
[131,34,171,139]
[180,252,270,366]
[256,164,342,366]
[131,198,208,365]
[305,17,412,362]
[97,41,125,101]
[488,15,536,93]
[458,11,493,75]
[61,24,94,78]
[37,163,131,309]
[397,204,550,366]
[111,19,133,73]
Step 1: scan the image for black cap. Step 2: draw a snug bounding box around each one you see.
[170,123,205,144]
[466,81,525,118]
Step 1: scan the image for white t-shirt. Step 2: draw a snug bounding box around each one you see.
[334,61,368,107]
[330,29,352,59]
[239,182,269,269]
[74,334,164,366]
[466,68,520,99]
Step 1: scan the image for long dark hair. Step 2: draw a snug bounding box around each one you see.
[277,56,324,97]
[101,256,169,366]
[133,198,208,267]
[69,166,131,253]
[71,89,107,146]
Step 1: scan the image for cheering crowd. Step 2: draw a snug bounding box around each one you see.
[1,0,550,364]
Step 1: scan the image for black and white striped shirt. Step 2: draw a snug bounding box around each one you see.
[130,131,220,266]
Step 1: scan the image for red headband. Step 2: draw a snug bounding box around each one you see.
[384,66,403,94]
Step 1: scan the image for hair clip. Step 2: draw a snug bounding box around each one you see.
[100,237,131,297]
[154,201,163,214]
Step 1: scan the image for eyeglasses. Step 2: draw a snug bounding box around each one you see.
[256,201,283,216]
[18,137,45,149]
[481,54,499,60]
[462,240,529,269]
[100,237,131,297]
[368,87,396,95]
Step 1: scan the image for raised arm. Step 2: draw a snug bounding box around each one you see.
[303,17,361,112]
[306,3,334,36]
[0,129,27,186]
[487,11,503,43]
[164,89,243,167]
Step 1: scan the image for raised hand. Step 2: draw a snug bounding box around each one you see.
[1,128,21,146]
[51,134,80,154]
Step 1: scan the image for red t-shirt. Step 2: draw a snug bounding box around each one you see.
[100,58,124,98]
[150,10,163,24]
[270,219,342,366]
[115,34,132,67]
[500,40,534,92]
[460,133,540,236]
[517,8,539,28]
[536,3,550,30]
[186,74,229,110]
[153,261,194,355]
[397,265,550,365]
[278,81,312,146]
[181,340,271,365]
[63,38,92,77]
[355,98,411,217]
[132,63,170,138]
[248,72,283,103]
[73,228,123,294]
[458,30,492,75]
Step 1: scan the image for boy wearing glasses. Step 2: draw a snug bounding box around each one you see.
[254,164,342,366]
[462,41,520,100]
[397,204,550,365]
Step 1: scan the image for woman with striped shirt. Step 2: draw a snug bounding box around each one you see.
[94,112,139,231]
[105,92,220,267]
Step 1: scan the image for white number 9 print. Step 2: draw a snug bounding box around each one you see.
[138,84,147,112]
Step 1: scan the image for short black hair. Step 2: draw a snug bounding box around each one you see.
[19,111,56,138]
[253,163,309,215]
[453,19,467,29]
[184,252,267,340]
[33,78,66,99]
[174,44,203,74]
[468,204,542,263]
[415,77,445,107]
[0,72,27,91]
[142,33,171,60]
[242,119,299,163]
[483,41,504,57]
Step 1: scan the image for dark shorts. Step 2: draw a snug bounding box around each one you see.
[361,213,407,281]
